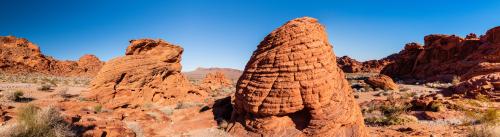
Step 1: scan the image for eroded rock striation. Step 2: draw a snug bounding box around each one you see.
[0,36,103,77]
[87,39,204,109]
[381,26,500,83]
[227,17,367,137]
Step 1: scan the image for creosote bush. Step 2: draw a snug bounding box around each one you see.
[0,104,75,137]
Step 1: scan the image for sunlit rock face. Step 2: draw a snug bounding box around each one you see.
[227,17,368,137]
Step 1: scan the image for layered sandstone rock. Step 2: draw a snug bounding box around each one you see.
[451,73,500,101]
[228,17,367,137]
[87,39,204,109]
[336,56,391,73]
[0,36,103,77]
[381,26,500,82]
[199,71,233,91]
[365,74,399,91]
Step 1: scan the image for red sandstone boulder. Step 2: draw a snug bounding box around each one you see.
[227,17,367,137]
[451,73,500,101]
[0,36,104,77]
[86,39,205,109]
[365,74,399,91]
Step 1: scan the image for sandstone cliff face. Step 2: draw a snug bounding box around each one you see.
[381,26,500,82]
[0,36,103,77]
[336,56,391,73]
[87,39,204,109]
[228,17,367,137]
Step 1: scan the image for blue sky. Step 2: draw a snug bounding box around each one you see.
[1,0,499,71]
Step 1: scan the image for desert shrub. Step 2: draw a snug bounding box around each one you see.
[37,84,52,91]
[57,87,72,99]
[479,109,500,125]
[475,94,490,102]
[364,101,414,126]
[1,104,74,137]
[399,87,410,92]
[4,90,24,101]
[379,103,412,117]
[175,101,202,109]
[159,107,175,116]
[77,97,94,102]
[93,104,103,113]
[467,125,497,137]
[401,92,417,99]
[364,115,416,126]
[463,108,500,137]
[429,102,445,112]
[464,108,500,126]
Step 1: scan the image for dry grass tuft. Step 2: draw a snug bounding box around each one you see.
[0,104,75,137]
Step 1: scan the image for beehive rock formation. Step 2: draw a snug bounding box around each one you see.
[451,73,500,101]
[0,36,103,77]
[227,17,367,137]
[87,39,203,109]
[199,71,233,91]
[365,74,399,91]
[381,26,500,82]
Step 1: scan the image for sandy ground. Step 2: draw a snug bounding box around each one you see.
[0,81,498,137]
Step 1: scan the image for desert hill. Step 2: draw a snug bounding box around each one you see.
[0,36,103,77]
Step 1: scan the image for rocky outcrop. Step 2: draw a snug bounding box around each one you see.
[365,74,399,91]
[0,36,103,77]
[199,71,233,91]
[86,39,204,109]
[451,73,500,101]
[381,26,500,82]
[227,17,367,137]
[336,56,391,73]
